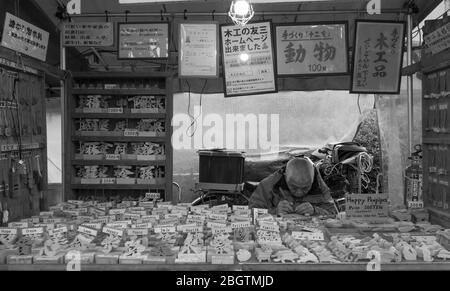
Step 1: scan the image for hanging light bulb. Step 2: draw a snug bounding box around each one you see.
[229,0,254,26]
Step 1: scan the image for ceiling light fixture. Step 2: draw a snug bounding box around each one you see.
[229,0,254,26]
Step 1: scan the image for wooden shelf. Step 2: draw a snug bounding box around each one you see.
[71,184,166,190]
[72,71,171,79]
[72,160,165,166]
[72,113,166,119]
[423,137,450,144]
[72,89,166,95]
[72,136,166,142]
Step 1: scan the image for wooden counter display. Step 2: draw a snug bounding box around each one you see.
[64,72,174,202]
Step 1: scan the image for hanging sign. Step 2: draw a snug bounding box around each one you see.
[351,20,405,94]
[423,22,450,56]
[220,21,277,97]
[1,13,49,61]
[63,22,114,47]
[275,22,348,76]
[345,193,389,222]
[179,22,219,78]
[118,22,169,59]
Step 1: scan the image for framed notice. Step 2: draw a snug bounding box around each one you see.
[346,193,389,223]
[220,21,278,97]
[275,22,349,76]
[63,22,114,47]
[351,20,406,94]
[1,13,49,62]
[179,22,219,78]
[118,22,169,60]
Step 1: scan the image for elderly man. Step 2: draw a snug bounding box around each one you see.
[249,157,338,216]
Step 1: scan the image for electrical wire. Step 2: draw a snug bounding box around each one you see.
[186,79,208,138]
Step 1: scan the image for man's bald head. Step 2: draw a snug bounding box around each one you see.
[285,158,315,197]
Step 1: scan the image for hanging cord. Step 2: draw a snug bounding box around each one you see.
[357,94,362,114]
[185,80,208,138]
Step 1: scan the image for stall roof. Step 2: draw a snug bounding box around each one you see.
[35,0,441,27]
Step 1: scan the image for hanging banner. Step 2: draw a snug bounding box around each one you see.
[179,22,219,78]
[275,22,349,76]
[220,21,277,97]
[63,22,114,47]
[118,22,169,59]
[1,13,49,62]
[351,20,405,94]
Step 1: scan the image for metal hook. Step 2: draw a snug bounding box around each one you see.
[184,9,187,20]
[125,10,130,23]
[105,10,109,22]
[212,9,215,21]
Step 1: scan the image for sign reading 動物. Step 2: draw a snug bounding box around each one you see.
[345,193,389,222]
[275,22,349,76]
[1,13,49,61]
[220,21,277,97]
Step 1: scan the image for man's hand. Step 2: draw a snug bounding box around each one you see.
[295,202,315,215]
[277,200,294,216]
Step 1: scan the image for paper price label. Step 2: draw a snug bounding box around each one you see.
[234,209,251,217]
[165,213,182,219]
[292,231,324,241]
[78,226,98,237]
[212,227,232,235]
[208,213,228,221]
[108,108,123,114]
[35,223,55,230]
[109,208,126,215]
[123,213,142,220]
[103,227,124,237]
[101,178,116,184]
[132,223,152,229]
[231,221,252,229]
[260,224,279,232]
[139,201,154,208]
[127,228,148,236]
[22,227,44,235]
[39,211,54,217]
[207,221,228,229]
[68,200,84,205]
[8,222,29,228]
[408,201,424,209]
[232,205,249,211]
[106,223,128,229]
[0,228,17,235]
[158,218,178,226]
[145,192,160,200]
[48,227,68,236]
[124,129,139,137]
[82,223,103,230]
[154,226,176,233]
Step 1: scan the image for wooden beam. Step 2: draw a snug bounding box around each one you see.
[0,46,66,80]
[402,49,450,76]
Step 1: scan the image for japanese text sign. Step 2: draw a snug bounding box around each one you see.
[63,22,114,47]
[118,22,169,59]
[179,22,219,78]
[346,193,389,222]
[1,13,49,61]
[351,21,405,94]
[424,22,450,56]
[275,22,348,76]
[220,21,277,97]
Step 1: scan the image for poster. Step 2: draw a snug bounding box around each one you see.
[63,22,114,47]
[351,20,405,94]
[275,22,348,76]
[179,22,219,78]
[1,13,49,62]
[118,22,169,59]
[424,22,450,56]
[346,193,389,222]
[220,21,277,97]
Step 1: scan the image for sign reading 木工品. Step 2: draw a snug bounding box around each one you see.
[345,193,389,222]
[63,22,114,47]
[220,21,277,97]
[275,22,349,76]
[351,20,405,94]
[1,13,49,61]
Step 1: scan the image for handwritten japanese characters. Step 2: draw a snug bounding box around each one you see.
[118,23,169,59]
[63,22,114,47]
[275,23,348,75]
[351,21,405,94]
[221,21,277,97]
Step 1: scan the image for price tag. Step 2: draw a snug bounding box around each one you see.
[231,221,252,229]
[103,227,124,237]
[139,201,154,208]
[68,200,84,205]
[108,108,124,114]
[253,208,268,223]
[39,211,54,217]
[106,154,121,161]
[292,231,324,241]
[212,227,232,236]
[0,228,17,235]
[165,213,183,219]
[48,226,68,236]
[260,224,279,232]
[91,208,106,216]
[101,178,116,185]
[127,228,149,236]
[82,223,103,230]
[152,208,168,215]
[408,201,424,209]
[159,218,179,225]
[234,209,251,217]
[233,205,249,211]
[104,84,120,89]
[207,221,227,229]
[123,213,141,220]
[8,222,29,228]
[106,223,128,229]
[35,223,55,230]
[187,215,206,222]
[124,129,138,137]
[208,213,228,221]
[109,208,126,215]
[132,223,152,229]
[78,226,98,237]
[154,226,176,233]
[22,227,44,235]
